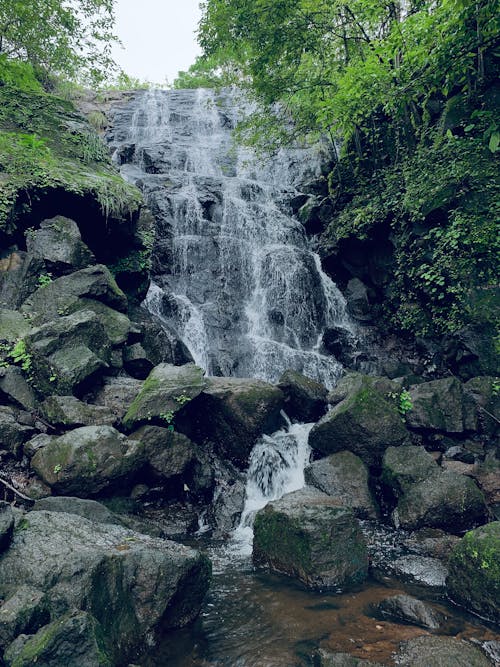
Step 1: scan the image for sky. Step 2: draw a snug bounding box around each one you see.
[112,0,202,86]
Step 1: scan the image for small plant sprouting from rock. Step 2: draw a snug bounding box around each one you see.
[175,394,190,406]
[388,390,413,417]
[53,464,62,474]
[159,410,175,432]
[10,339,33,374]
[37,272,53,288]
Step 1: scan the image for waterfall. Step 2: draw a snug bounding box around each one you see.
[111,87,353,390]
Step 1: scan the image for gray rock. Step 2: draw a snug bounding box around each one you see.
[394,471,488,533]
[30,426,144,496]
[0,586,48,650]
[371,594,448,630]
[0,366,36,411]
[463,376,500,436]
[0,502,14,553]
[0,406,35,457]
[373,554,448,591]
[382,445,439,497]
[40,395,115,428]
[122,363,207,431]
[314,649,385,667]
[0,309,30,344]
[25,216,95,274]
[177,376,285,467]
[4,611,111,667]
[123,342,154,379]
[406,377,465,433]
[33,497,123,526]
[277,369,327,422]
[447,521,500,624]
[0,510,211,662]
[310,374,409,467]
[23,434,54,458]
[253,487,368,591]
[394,636,491,666]
[73,298,131,346]
[345,278,372,322]
[92,375,143,422]
[305,451,378,519]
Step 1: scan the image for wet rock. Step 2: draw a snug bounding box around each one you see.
[123,342,154,379]
[33,497,123,526]
[463,376,500,436]
[0,406,35,457]
[305,451,378,519]
[0,366,36,411]
[402,529,460,560]
[371,594,448,630]
[207,468,246,535]
[0,510,211,662]
[277,369,327,422]
[122,362,206,431]
[442,322,499,380]
[21,264,127,324]
[310,374,409,468]
[373,554,448,592]
[30,425,144,496]
[253,487,368,591]
[345,278,373,322]
[131,307,193,367]
[0,502,14,552]
[4,611,111,667]
[322,326,358,367]
[406,377,465,433]
[314,649,385,666]
[25,216,95,274]
[177,376,285,467]
[447,521,500,624]
[0,586,48,650]
[382,445,438,497]
[40,395,115,428]
[92,375,143,422]
[24,310,112,396]
[394,635,491,666]
[393,471,488,533]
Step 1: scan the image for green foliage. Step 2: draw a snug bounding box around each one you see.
[37,273,53,288]
[173,55,237,89]
[398,390,413,416]
[0,55,42,91]
[10,339,32,374]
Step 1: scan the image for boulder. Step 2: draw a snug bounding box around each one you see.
[0,510,211,662]
[394,636,491,667]
[370,594,448,630]
[72,298,131,346]
[253,487,368,591]
[345,278,372,322]
[130,307,193,367]
[277,369,327,422]
[92,376,143,422]
[0,309,30,344]
[25,310,111,395]
[30,426,144,496]
[447,521,500,624]
[25,216,95,274]
[0,586,48,650]
[0,502,14,553]
[33,497,123,526]
[382,446,438,497]
[176,376,286,467]
[0,406,35,457]
[21,264,127,324]
[122,363,206,431]
[123,342,154,379]
[4,611,111,667]
[310,374,409,467]
[40,395,115,428]
[372,554,448,592]
[0,366,36,411]
[314,650,384,667]
[463,376,500,436]
[393,471,489,533]
[304,451,378,519]
[406,377,465,433]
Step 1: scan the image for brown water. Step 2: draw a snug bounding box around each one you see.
[141,550,499,667]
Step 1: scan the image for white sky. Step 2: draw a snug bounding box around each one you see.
[112,0,202,86]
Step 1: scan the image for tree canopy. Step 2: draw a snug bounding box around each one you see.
[0,0,118,86]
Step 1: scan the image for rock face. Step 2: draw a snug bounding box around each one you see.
[0,510,211,663]
[310,374,409,467]
[305,451,378,519]
[447,521,500,624]
[277,370,327,422]
[122,363,207,431]
[177,376,286,467]
[4,611,111,667]
[253,488,368,590]
[394,636,491,667]
[30,426,144,496]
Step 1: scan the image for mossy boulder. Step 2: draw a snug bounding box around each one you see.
[304,451,378,519]
[253,487,368,591]
[277,369,327,422]
[25,216,95,275]
[393,471,489,533]
[122,363,207,431]
[0,510,211,663]
[0,586,48,651]
[4,611,112,667]
[310,373,409,467]
[447,521,500,624]
[381,445,439,497]
[176,376,286,467]
[394,636,491,667]
[406,377,465,433]
[40,395,115,428]
[30,425,144,496]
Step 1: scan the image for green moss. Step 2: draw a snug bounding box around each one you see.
[10,617,64,667]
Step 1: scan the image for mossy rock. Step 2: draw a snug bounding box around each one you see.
[381,445,438,497]
[406,377,465,433]
[447,521,500,624]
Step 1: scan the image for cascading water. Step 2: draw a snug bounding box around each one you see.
[111,87,353,390]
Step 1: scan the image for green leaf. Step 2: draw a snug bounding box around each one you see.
[488,131,499,153]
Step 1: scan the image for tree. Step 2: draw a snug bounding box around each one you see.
[0,0,118,85]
